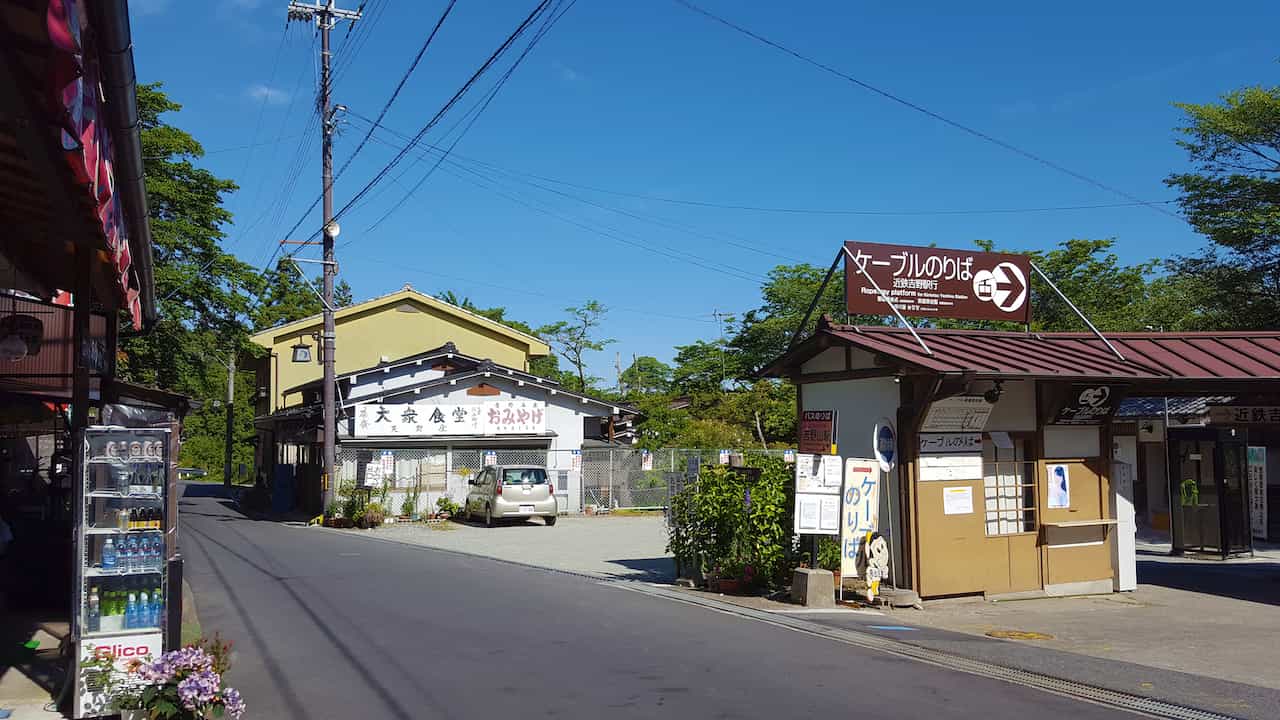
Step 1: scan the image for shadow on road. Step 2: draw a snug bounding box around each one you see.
[606,557,675,582]
[1138,558,1280,606]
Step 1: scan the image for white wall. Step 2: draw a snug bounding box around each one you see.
[983,380,1036,432]
[1043,426,1101,458]
[802,377,904,586]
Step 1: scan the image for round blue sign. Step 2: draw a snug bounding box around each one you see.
[874,419,896,473]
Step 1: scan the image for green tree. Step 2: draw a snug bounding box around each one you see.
[118,84,261,478]
[254,258,352,331]
[538,301,613,392]
[620,355,672,396]
[671,340,740,395]
[1165,85,1280,329]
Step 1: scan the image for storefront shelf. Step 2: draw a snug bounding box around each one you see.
[87,457,166,465]
[85,567,163,578]
[85,491,163,500]
[81,627,163,640]
[85,527,163,536]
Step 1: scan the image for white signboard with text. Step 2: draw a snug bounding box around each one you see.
[76,631,163,719]
[921,396,993,432]
[794,454,842,535]
[355,400,547,437]
[1249,446,1267,540]
[839,459,881,579]
[918,432,983,481]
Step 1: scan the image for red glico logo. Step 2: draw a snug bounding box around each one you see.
[94,644,149,659]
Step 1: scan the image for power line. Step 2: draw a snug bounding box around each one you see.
[344,111,1180,218]
[281,0,460,239]
[362,0,576,234]
[308,0,555,243]
[671,0,1183,221]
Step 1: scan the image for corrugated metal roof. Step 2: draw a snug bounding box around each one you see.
[782,325,1280,381]
[1114,396,1233,418]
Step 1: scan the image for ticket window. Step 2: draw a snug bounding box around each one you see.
[983,433,1036,536]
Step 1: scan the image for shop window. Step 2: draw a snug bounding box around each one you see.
[983,435,1037,535]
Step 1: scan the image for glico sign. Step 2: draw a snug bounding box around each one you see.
[844,241,1032,324]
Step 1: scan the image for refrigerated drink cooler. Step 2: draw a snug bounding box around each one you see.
[73,426,172,718]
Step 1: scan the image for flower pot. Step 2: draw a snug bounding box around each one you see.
[715,578,743,595]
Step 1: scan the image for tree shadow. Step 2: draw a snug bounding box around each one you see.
[605,557,676,582]
[1138,558,1280,606]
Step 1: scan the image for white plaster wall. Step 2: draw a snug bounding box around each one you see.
[1043,426,1101,458]
[983,380,1036,432]
[802,377,905,586]
[799,347,880,373]
[346,366,445,401]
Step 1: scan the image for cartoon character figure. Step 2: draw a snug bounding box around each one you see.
[856,532,891,602]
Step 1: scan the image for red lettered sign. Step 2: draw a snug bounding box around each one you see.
[798,410,837,455]
[844,241,1031,323]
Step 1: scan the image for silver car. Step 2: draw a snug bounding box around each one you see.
[465,465,558,527]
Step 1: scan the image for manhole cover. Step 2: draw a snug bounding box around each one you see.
[985,629,1054,640]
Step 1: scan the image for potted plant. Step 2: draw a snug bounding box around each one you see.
[134,636,245,719]
[817,536,842,588]
[435,496,460,520]
[400,498,415,519]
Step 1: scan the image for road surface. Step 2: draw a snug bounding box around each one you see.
[178,485,1136,719]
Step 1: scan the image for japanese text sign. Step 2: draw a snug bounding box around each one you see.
[798,409,838,455]
[844,241,1031,323]
[354,400,546,437]
[1209,406,1280,425]
[840,459,881,578]
[1051,385,1122,425]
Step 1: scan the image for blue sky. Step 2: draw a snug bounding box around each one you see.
[130,0,1278,380]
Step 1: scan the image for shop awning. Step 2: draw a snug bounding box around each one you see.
[762,320,1280,392]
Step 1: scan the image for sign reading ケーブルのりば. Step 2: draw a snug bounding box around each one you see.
[844,241,1032,324]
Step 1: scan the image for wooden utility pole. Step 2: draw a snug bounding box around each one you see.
[286,0,360,509]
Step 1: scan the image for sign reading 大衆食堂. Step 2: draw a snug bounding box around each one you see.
[844,241,1031,323]
[355,400,547,437]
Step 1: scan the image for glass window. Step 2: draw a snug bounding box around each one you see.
[501,468,548,485]
[556,470,569,492]
[983,435,1037,535]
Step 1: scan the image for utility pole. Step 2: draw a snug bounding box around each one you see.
[615,351,623,396]
[712,309,727,391]
[287,0,360,510]
[223,353,235,488]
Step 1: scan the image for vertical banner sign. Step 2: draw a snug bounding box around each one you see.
[799,410,838,455]
[844,241,1031,323]
[1248,447,1267,540]
[718,449,731,465]
[1047,463,1071,509]
[840,459,882,600]
[381,450,394,476]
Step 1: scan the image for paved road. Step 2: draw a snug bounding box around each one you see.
[178,486,1136,720]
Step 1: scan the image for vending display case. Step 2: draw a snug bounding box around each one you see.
[73,426,171,718]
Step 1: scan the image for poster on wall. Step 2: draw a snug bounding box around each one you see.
[794,454,842,535]
[943,486,974,515]
[363,462,383,488]
[920,396,993,432]
[844,241,1031,323]
[798,410,838,454]
[1248,446,1267,540]
[1047,463,1071,508]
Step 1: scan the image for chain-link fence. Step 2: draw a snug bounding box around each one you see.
[333,445,793,515]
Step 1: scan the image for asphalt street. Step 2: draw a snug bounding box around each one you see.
[178,485,1139,720]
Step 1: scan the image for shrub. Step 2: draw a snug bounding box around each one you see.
[436,496,461,516]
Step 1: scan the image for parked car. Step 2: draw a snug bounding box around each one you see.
[464,465,557,527]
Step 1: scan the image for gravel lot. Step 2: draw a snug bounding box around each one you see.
[340,514,674,581]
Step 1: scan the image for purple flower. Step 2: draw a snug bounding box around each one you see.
[176,669,221,711]
[221,687,246,719]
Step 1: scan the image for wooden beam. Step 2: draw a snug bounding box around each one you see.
[792,367,905,385]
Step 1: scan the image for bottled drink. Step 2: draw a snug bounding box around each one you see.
[138,592,150,627]
[152,586,163,626]
[125,537,140,572]
[125,593,138,629]
[117,506,129,532]
[102,538,117,571]
[145,536,158,571]
[87,587,100,633]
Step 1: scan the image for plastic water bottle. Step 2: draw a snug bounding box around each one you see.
[125,593,138,629]
[125,537,140,573]
[151,586,163,627]
[147,536,160,571]
[102,538,118,571]
[138,592,150,627]
[87,588,101,632]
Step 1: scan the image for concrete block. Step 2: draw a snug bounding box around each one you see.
[791,568,836,607]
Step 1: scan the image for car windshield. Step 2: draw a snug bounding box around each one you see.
[501,468,547,484]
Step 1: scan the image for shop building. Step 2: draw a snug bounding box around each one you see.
[256,343,636,514]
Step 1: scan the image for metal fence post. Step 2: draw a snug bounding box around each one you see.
[608,449,614,509]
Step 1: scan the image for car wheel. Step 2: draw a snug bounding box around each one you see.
[485,504,494,528]
[545,515,557,527]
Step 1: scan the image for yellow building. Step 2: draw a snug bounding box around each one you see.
[250,284,550,414]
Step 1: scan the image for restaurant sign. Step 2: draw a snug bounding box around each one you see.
[355,400,546,437]
[844,241,1032,323]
